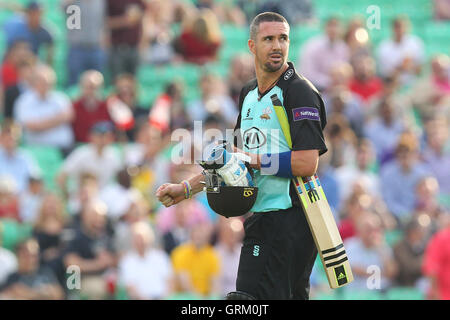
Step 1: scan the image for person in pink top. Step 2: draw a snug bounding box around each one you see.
[156,198,210,254]
[298,17,350,90]
[423,224,450,300]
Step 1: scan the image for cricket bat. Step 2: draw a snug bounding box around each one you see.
[269,93,353,289]
[292,174,353,289]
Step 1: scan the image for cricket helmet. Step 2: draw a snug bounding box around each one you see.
[198,142,258,218]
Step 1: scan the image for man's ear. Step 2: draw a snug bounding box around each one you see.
[248,39,255,55]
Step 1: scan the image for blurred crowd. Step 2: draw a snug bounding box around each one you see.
[0,0,449,300]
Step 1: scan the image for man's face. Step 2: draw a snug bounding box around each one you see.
[249,21,290,73]
[326,19,341,41]
[27,9,42,29]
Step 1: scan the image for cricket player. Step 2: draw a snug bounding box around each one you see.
[156,12,328,300]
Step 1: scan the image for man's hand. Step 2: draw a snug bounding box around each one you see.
[156,183,186,207]
[231,146,261,169]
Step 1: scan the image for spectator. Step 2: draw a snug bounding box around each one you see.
[0,237,17,287]
[107,0,145,80]
[0,177,19,222]
[298,17,350,91]
[174,9,222,65]
[3,58,34,120]
[325,88,365,138]
[57,121,122,200]
[0,121,40,193]
[407,54,450,122]
[140,0,176,65]
[344,17,371,58]
[345,213,398,291]
[99,168,134,222]
[148,81,190,135]
[125,124,171,209]
[156,198,210,255]
[0,238,64,299]
[66,172,100,219]
[1,40,34,90]
[118,221,173,299]
[322,63,365,136]
[3,1,54,65]
[19,176,44,224]
[171,222,220,297]
[196,0,246,25]
[423,222,450,299]
[422,116,450,197]
[393,217,429,288]
[63,0,107,87]
[112,190,150,256]
[380,132,430,224]
[364,95,405,164]
[368,75,416,129]
[106,73,147,141]
[338,186,395,241]
[434,0,450,20]
[377,16,425,85]
[324,114,357,169]
[72,70,111,143]
[32,193,66,267]
[227,53,255,106]
[188,73,237,128]
[414,176,447,233]
[63,200,116,300]
[214,217,244,297]
[13,64,74,152]
[348,55,384,106]
[316,145,340,216]
[335,139,381,205]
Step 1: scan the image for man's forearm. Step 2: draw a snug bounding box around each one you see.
[186,173,205,196]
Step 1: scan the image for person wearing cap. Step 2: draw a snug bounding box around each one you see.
[57,121,122,200]
[3,1,53,65]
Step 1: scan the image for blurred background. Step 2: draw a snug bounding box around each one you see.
[0,0,449,300]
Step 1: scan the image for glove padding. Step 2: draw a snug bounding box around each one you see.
[207,145,254,187]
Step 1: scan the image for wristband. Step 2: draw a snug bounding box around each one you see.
[260,151,294,178]
[181,180,192,199]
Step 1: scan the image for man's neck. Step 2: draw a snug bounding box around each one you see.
[256,63,288,94]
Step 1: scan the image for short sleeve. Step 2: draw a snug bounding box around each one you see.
[283,79,328,155]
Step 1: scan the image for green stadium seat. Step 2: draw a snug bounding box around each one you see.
[0,219,32,252]
[20,145,64,191]
[385,229,403,246]
[385,287,424,300]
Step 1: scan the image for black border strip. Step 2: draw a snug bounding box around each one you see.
[323,250,346,261]
[321,243,344,255]
[325,256,348,268]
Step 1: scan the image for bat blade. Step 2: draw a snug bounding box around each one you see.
[293,175,353,289]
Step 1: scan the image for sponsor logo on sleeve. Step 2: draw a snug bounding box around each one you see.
[292,107,320,121]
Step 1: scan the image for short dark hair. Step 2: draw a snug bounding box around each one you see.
[250,12,288,40]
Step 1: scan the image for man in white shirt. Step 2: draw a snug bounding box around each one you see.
[13,64,74,151]
[377,17,425,85]
[57,121,122,200]
[118,221,173,299]
[298,17,350,90]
